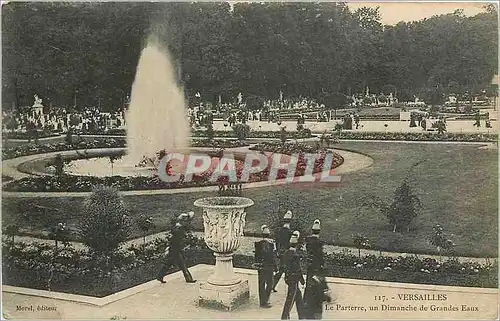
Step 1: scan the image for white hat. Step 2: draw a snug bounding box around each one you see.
[290,231,300,245]
[261,225,270,235]
[312,219,321,233]
[283,210,292,220]
[177,213,188,221]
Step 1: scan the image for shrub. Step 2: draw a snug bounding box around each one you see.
[280,127,287,145]
[206,124,215,141]
[79,186,131,255]
[429,224,455,259]
[136,215,155,245]
[352,234,371,257]
[363,167,422,233]
[232,123,251,141]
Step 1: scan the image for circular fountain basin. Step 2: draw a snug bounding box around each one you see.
[18,147,252,178]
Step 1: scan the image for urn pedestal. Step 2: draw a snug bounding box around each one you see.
[194,197,254,311]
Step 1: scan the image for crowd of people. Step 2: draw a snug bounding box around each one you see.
[3,91,495,141]
[2,103,125,139]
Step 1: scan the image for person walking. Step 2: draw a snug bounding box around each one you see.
[157,212,197,283]
[303,269,332,319]
[281,231,306,320]
[305,220,324,282]
[254,225,278,308]
[273,210,293,291]
[304,220,330,319]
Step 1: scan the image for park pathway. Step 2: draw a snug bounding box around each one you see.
[10,231,496,265]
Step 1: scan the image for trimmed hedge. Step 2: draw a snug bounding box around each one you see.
[77,128,314,139]
[2,139,124,160]
[333,132,497,142]
[2,131,61,140]
[2,139,247,161]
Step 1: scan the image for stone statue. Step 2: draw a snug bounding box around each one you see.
[33,94,43,107]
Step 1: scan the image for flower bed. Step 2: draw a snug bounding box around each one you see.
[192,129,313,139]
[333,132,497,142]
[76,128,314,139]
[2,237,496,298]
[249,141,330,154]
[2,139,248,161]
[3,140,343,192]
[3,149,343,192]
[190,139,249,149]
[1,236,209,297]
[2,139,125,160]
[2,130,61,140]
[2,175,14,183]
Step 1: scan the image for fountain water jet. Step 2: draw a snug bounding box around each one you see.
[125,36,190,166]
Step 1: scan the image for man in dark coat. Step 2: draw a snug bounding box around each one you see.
[273,210,293,291]
[304,220,330,319]
[157,212,196,283]
[254,225,278,308]
[304,271,332,319]
[281,231,306,320]
[305,220,325,281]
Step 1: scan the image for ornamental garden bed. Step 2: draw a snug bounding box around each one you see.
[2,131,61,140]
[332,132,497,142]
[2,239,496,298]
[79,128,314,139]
[2,139,247,161]
[249,141,335,155]
[3,145,343,192]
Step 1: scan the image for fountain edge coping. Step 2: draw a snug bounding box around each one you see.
[4,148,376,198]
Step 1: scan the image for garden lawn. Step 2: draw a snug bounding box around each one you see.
[2,141,497,257]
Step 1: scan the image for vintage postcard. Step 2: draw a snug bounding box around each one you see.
[1,1,498,319]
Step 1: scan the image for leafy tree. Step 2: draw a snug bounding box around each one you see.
[109,155,120,176]
[206,123,215,142]
[53,154,65,176]
[2,224,19,244]
[352,234,371,258]
[1,3,497,109]
[280,126,287,145]
[246,95,265,110]
[136,215,155,245]
[48,222,69,250]
[232,123,250,142]
[363,162,425,233]
[4,115,18,132]
[79,185,131,255]
[429,224,455,260]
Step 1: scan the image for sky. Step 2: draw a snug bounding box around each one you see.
[347,2,491,25]
[228,1,493,25]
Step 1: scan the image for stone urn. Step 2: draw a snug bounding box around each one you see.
[194,196,254,310]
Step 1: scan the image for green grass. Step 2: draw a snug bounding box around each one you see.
[3,141,497,257]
